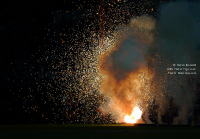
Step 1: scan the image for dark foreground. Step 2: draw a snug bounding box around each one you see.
[0,124,200,139]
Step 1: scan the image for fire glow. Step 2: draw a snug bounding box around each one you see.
[98,16,157,123]
[124,107,142,123]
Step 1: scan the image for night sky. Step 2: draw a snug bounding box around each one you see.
[1,0,200,125]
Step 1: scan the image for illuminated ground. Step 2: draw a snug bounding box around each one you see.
[0,124,200,139]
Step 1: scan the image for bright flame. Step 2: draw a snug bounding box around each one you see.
[124,107,142,123]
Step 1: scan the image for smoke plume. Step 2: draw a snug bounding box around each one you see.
[99,0,200,124]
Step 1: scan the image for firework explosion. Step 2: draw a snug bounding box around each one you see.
[98,15,157,123]
[30,0,200,124]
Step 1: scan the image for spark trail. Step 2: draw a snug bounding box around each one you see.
[32,0,200,124]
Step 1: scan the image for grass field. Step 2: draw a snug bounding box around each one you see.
[0,124,200,139]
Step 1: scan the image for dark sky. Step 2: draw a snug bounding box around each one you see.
[0,0,200,125]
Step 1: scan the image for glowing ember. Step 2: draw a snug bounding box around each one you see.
[124,107,142,123]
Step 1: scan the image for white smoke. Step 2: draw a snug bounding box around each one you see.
[155,0,200,124]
